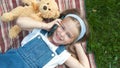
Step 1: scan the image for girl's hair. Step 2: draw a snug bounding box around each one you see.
[60,9,90,60]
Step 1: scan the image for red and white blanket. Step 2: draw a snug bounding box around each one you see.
[0,0,96,68]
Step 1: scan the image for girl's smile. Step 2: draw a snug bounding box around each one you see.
[55,31,61,41]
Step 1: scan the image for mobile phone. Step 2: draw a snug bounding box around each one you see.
[48,16,65,36]
[48,24,58,36]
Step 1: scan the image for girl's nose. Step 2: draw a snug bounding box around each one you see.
[59,32,65,40]
[60,31,66,37]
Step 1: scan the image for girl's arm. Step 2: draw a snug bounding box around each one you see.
[65,43,90,68]
[16,17,61,31]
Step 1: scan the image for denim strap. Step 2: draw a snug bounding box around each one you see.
[40,29,47,35]
[56,45,65,55]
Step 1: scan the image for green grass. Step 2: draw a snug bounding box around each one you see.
[85,0,120,68]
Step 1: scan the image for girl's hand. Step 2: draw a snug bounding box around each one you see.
[16,17,62,31]
[46,19,62,31]
[73,42,81,47]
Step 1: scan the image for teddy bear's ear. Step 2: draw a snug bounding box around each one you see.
[32,2,39,11]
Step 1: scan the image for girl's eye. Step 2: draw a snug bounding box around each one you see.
[60,27,65,31]
[62,26,65,30]
[66,33,72,38]
[58,22,65,30]
[60,25,65,30]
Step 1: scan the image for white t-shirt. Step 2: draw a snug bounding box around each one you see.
[21,29,71,68]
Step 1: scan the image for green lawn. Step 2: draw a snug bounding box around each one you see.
[85,0,120,68]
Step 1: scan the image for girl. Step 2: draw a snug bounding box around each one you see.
[57,9,90,68]
[0,9,90,68]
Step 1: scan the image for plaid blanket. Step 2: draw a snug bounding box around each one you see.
[0,0,96,68]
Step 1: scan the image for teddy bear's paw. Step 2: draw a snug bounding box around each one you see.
[1,13,14,22]
[9,25,21,39]
[9,29,18,39]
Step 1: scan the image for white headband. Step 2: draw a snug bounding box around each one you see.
[65,14,86,41]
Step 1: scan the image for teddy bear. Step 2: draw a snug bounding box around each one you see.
[1,0,60,39]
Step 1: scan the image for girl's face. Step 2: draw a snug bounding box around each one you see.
[49,17,79,46]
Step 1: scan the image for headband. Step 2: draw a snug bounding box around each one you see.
[65,14,86,41]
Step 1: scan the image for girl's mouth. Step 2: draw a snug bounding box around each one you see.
[55,32,61,41]
[51,32,61,46]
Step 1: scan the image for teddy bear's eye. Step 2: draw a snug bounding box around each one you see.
[48,9,51,11]
[47,3,49,5]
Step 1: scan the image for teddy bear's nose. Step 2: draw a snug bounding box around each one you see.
[43,6,47,10]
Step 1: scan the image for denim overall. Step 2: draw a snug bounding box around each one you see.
[0,30,65,68]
